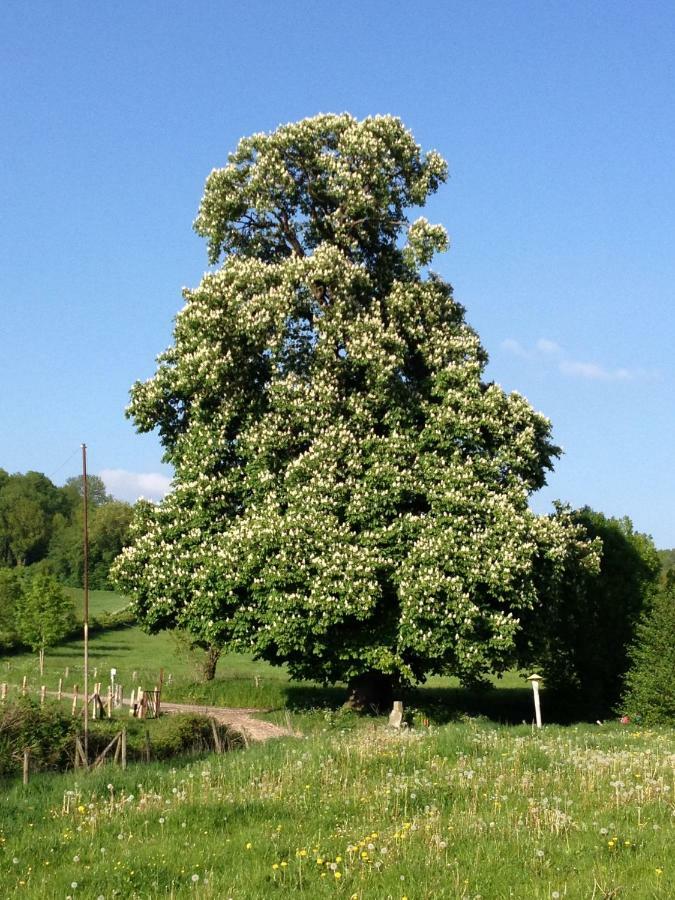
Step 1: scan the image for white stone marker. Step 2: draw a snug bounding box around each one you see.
[388,700,404,729]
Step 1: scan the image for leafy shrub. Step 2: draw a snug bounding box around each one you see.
[621,576,675,724]
[87,715,245,762]
[0,701,243,780]
[0,698,77,779]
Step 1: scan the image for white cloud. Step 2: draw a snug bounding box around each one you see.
[501,338,527,357]
[99,469,172,504]
[502,336,647,382]
[535,338,561,356]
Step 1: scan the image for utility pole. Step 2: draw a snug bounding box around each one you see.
[82,443,89,762]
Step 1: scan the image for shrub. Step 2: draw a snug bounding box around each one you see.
[621,575,675,724]
[521,508,660,720]
[0,698,77,779]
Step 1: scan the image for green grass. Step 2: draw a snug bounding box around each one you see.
[1,591,672,896]
[64,587,129,620]
[0,719,672,898]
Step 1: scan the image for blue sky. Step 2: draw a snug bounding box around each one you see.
[1,1,673,546]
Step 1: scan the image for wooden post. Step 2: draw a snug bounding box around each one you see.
[21,675,27,696]
[1,683,7,702]
[138,688,145,719]
[74,736,87,769]
[93,667,98,680]
[23,749,30,785]
[154,684,161,718]
[72,684,79,716]
[121,728,127,770]
[132,670,137,682]
[107,686,113,718]
[57,678,63,701]
[40,685,46,706]
[128,687,136,716]
[210,718,222,754]
[64,666,69,680]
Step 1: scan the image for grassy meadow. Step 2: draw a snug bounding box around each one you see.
[1,591,673,898]
[1,720,673,898]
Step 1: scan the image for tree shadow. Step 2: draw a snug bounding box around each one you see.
[282,682,579,725]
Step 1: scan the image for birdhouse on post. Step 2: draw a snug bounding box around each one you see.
[527,673,543,728]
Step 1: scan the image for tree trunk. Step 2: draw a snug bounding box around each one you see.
[39,648,45,676]
[201,644,221,682]
[345,672,395,714]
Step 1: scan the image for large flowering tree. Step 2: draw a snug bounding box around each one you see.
[114,114,596,707]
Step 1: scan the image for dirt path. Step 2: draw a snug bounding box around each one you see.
[160,700,295,743]
[48,691,296,743]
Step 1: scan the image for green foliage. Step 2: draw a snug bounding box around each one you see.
[522,508,660,719]
[15,573,76,655]
[621,576,675,724]
[87,714,244,762]
[0,469,132,588]
[0,567,23,649]
[0,698,77,779]
[0,471,66,566]
[115,114,597,696]
[657,547,675,585]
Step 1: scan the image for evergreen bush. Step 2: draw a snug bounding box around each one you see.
[621,575,675,725]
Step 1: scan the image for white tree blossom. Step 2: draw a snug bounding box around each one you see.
[113,114,598,700]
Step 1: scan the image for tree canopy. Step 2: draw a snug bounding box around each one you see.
[114,114,598,704]
[15,573,75,674]
[0,469,132,589]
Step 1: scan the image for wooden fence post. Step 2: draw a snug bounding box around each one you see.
[121,728,127,770]
[57,678,63,701]
[72,684,79,716]
[40,685,46,706]
[1,683,7,702]
[23,749,30,785]
[210,718,222,754]
[21,676,27,696]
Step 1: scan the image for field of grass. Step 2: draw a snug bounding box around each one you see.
[64,588,129,620]
[2,591,673,897]
[0,718,672,898]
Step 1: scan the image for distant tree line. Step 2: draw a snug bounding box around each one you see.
[0,468,133,588]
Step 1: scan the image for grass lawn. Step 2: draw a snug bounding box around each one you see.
[0,719,672,898]
[65,588,129,620]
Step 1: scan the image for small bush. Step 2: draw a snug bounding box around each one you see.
[0,700,244,780]
[87,715,245,762]
[0,698,77,779]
